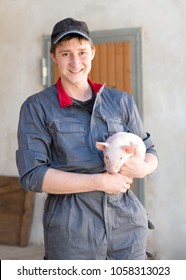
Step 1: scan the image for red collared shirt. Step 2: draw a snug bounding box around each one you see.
[56,78,103,107]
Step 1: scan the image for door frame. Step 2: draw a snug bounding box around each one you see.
[42,27,145,205]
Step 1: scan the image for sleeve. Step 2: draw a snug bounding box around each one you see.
[122,95,158,157]
[16,99,52,192]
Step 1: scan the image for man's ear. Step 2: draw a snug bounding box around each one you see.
[50,52,57,64]
[91,46,96,60]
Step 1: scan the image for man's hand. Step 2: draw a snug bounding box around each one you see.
[98,172,133,194]
[119,145,150,178]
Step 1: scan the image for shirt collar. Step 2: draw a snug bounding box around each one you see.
[56,78,103,108]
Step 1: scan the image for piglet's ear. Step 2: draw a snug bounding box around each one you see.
[122,145,135,154]
[96,142,109,151]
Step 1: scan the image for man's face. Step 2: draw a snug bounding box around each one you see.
[51,38,95,87]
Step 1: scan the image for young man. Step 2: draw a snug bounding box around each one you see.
[16,18,158,259]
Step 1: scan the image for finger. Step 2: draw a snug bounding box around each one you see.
[126,177,133,184]
[121,187,127,193]
[125,183,130,189]
[133,145,141,157]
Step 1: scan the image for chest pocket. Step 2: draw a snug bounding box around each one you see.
[47,119,92,164]
[105,118,130,137]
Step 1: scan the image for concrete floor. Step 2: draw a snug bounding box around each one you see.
[0,244,44,260]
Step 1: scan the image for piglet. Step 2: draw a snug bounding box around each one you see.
[96,132,146,174]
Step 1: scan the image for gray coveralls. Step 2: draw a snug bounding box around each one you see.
[16,79,157,260]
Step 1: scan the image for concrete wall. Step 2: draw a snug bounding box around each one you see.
[1,0,186,259]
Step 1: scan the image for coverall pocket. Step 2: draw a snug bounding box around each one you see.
[47,119,92,164]
[105,118,130,137]
[118,191,148,228]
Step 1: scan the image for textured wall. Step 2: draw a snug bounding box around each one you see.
[0,0,186,259]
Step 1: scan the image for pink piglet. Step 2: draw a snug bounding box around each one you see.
[96,132,146,174]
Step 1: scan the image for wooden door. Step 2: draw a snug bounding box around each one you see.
[89,41,131,93]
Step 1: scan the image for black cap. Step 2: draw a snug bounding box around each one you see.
[51,18,91,44]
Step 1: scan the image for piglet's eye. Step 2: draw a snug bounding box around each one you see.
[105,155,109,159]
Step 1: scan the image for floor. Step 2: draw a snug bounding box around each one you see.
[0,244,44,260]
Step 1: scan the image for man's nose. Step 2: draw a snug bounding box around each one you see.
[70,55,80,67]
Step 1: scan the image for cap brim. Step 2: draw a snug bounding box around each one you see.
[53,30,91,44]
